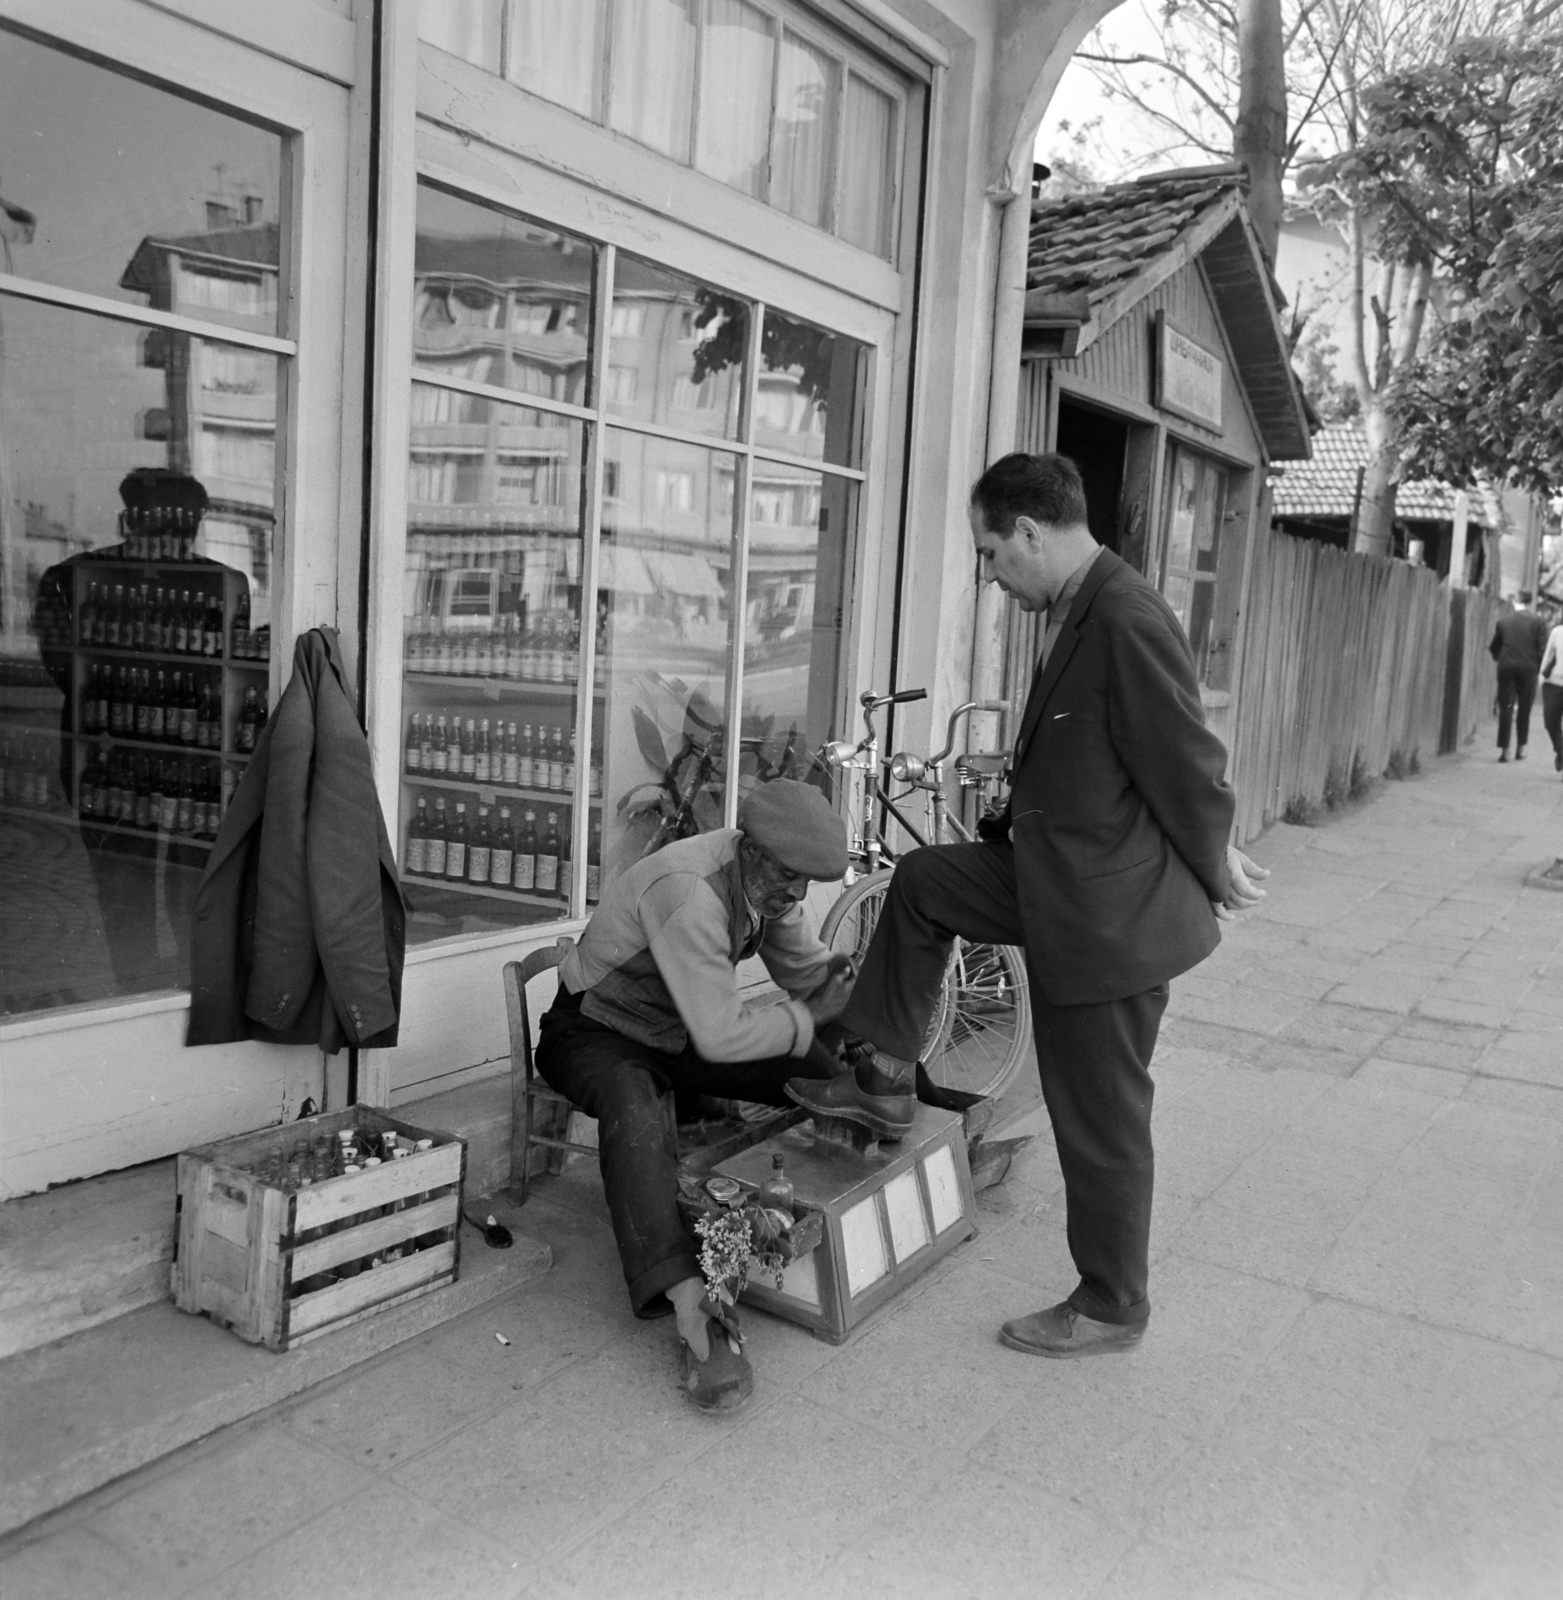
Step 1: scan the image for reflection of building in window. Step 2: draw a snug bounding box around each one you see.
[119,208,277,619]
[605,365,639,404]
[495,454,563,506]
[408,450,485,505]
[655,470,695,511]
[609,303,646,337]
[754,376,824,437]
[673,375,717,411]
[603,461,622,501]
[751,480,820,528]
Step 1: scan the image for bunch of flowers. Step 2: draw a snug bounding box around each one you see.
[694,1196,795,1309]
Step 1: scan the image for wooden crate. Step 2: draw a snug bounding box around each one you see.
[172,1107,465,1351]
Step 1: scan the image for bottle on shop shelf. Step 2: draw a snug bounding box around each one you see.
[202,593,224,657]
[203,765,223,838]
[589,749,603,798]
[132,758,153,831]
[174,673,196,746]
[81,665,102,735]
[513,808,537,893]
[176,764,195,835]
[231,590,251,659]
[419,714,436,773]
[236,687,261,753]
[549,613,567,683]
[474,718,491,784]
[202,682,224,750]
[220,762,236,817]
[490,806,515,888]
[153,587,172,652]
[535,810,561,898]
[431,715,450,775]
[258,690,268,731]
[425,797,449,877]
[548,727,565,792]
[586,818,602,906]
[129,585,148,652]
[128,670,147,739]
[468,805,492,884]
[459,718,476,779]
[157,762,179,833]
[446,801,469,881]
[76,751,98,820]
[501,722,518,787]
[147,670,168,742]
[559,813,572,902]
[108,667,129,736]
[170,590,188,654]
[516,724,534,790]
[108,584,128,648]
[565,728,577,794]
[405,796,429,875]
[78,582,98,647]
[405,712,422,774]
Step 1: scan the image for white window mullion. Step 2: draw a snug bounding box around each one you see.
[571,243,614,915]
[723,300,765,827]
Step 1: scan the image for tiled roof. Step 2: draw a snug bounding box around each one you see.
[1268,424,1471,522]
[1027,167,1242,305]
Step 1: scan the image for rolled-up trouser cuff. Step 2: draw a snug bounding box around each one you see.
[1068,1283,1150,1326]
[631,1252,703,1319]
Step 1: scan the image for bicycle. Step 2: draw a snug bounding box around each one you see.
[817,689,1031,1102]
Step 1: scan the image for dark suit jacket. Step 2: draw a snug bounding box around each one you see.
[188,627,406,1053]
[1490,610,1548,673]
[1006,548,1235,1006]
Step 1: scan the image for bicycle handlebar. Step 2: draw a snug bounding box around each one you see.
[861,687,927,709]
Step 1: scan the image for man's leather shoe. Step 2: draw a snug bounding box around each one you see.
[785,1070,915,1136]
[999,1302,1146,1359]
[681,1320,754,1413]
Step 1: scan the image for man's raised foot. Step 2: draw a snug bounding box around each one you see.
[785,1046,916,1136]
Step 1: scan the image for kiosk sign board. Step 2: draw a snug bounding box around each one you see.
[1155,311,1224,431]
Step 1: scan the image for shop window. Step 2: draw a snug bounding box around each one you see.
[418,0,909,263]
[397,183,865,941]
[1158,446,1227,683]
[0,33,285,1017]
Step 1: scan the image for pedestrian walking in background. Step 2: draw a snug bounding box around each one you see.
[1490,592,1550,762]
[1540,610,1563,776]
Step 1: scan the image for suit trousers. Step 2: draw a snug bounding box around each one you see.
[1541,682,1563,763]
[838,842,1166,1325]
[1497,666,1539,752]
[535,986,834,1317]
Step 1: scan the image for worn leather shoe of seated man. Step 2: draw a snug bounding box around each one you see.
[785,1050,916,1137]
[1000,1302,1146,1359]
[682,1319,755,1413]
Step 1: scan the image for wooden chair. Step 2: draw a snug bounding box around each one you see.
[503,938,596,1203]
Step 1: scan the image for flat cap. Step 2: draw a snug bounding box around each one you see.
[738,779,849,880]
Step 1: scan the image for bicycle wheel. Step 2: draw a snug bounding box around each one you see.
[819,870,1031,1102]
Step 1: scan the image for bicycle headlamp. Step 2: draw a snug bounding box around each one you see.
[823,740,858,768]
[889,751,925,784]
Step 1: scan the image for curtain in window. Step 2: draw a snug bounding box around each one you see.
[838,73,895,258]
[772,28,837,229]
[416,0,502,72]
[505,0,605,119]
[695,0,775,199]
[608,0,698,163]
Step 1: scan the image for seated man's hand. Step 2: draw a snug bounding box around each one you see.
[804,957,856,1027]
[1213,845,1270,921]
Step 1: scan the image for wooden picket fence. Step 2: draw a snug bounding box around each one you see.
[1227,527,1500,846]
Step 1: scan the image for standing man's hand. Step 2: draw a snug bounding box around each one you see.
[1213,846,1269,921]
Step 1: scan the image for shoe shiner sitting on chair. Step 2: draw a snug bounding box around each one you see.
[535,779,854,1412]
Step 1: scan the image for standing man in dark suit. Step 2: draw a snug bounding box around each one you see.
[1489,592,1550,762]
[788,452,1268,1356]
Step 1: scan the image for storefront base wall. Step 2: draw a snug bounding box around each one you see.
[0,1006,322,1201]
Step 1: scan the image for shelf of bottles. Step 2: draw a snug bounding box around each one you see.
[60,529,271,856]
[398,600,605,910]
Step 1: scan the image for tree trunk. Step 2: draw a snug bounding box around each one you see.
[1235,0,1286,263]
[1355,399,1398,558]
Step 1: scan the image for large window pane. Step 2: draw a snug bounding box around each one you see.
[414,187,596,409]
[741,462,853,789]
[608,258,745,440]
[755,308,866,467]
[696,0,776,199]
[838,73,897,259]
[417,0,503,72]
[505,0,606,118]
[772,29,839,230]
[608,0,699,163]
[597,429,734,894]
[2,297,277,1015]
[400,392,588,943]
[0,30,283,336]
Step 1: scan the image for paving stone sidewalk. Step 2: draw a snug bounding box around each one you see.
[2,741,1561,1600]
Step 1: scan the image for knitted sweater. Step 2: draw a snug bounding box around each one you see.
[557,829,830,1060]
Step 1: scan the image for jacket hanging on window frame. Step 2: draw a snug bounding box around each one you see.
[188,626,407,1053]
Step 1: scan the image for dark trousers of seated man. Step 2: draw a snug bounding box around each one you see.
[837,841,1166,1327]
[536,983,836,1316]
